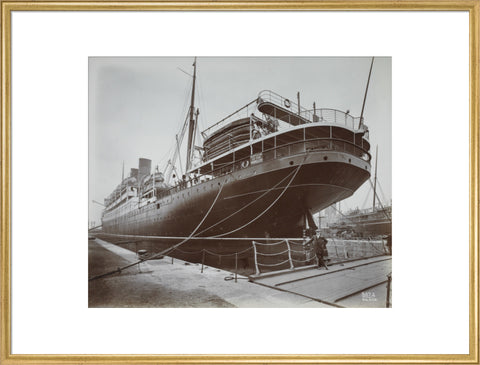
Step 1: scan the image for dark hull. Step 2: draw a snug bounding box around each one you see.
[102,150,370,251]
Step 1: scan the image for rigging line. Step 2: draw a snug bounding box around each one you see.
[89,179,226,282]
[197,71,208,131]
[179,77,193,122]
[159,79,191,174]
[376,179,388,204]
[361,187,372,210]
[193,166,300,236]
[148,179,226,259]
[211,157,306,238]
[368,179,392,222]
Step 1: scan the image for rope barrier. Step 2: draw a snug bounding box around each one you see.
[257,259,291,267]
[203,246,253,257]
[288,241,306,246]
[252,240,287,246]
[255,249,290,256]
[171,248,202,255]
[291,257,316,263]
[285,240,294,269]
[289,247,314,254]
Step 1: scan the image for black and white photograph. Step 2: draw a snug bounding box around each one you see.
[88,56,392,308]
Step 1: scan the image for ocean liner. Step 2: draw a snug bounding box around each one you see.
[100,60,372,248]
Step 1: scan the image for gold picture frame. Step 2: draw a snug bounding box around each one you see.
[1,1,478,363]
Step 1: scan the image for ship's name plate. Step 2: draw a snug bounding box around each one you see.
[250,153,263,165]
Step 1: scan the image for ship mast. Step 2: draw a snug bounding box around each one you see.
[186,57,197,172]
[359,57,374,128]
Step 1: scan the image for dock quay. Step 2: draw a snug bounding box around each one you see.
[89,237,392,308]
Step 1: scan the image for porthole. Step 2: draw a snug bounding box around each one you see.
[289,161,294,165]
[323,156,328,161]
[348,158,351,163]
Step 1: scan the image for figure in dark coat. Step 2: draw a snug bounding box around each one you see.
[313,234,329,270]
[385,234,392,256]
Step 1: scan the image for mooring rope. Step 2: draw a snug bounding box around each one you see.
[90,155,308,280]
[193,166,299,236]
[211,158,306,238]
[89,179,226,281]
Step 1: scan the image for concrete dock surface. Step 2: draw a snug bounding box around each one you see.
[89,238,391,308]
[89,238,332,308]
[252,257,392,308]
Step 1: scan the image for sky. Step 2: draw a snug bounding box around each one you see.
[89,57,391,226]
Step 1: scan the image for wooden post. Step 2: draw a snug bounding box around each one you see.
[201,250,205,273]
[285,240,294,269]
[253,241,260,275]
[235,253,238,283]
[386,274,392,308]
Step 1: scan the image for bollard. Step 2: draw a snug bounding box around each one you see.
[201,250,205,273]
[386,274,392,308]
[235,253,238,283]
[171,256,174,264]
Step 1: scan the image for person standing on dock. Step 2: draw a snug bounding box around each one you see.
[385,234,392,256]
[312,231,329,270]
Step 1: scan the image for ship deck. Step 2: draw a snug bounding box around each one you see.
[89,238,391,308]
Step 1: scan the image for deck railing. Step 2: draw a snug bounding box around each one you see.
[257,90,363,130]
[201,90,367,140]
[155,136,371,201]
[201,99,257,139]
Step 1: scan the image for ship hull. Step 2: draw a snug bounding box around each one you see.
[102,150,370,251]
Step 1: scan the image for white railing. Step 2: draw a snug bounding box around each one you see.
[201,99,257,139]
[257,90,364,130]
